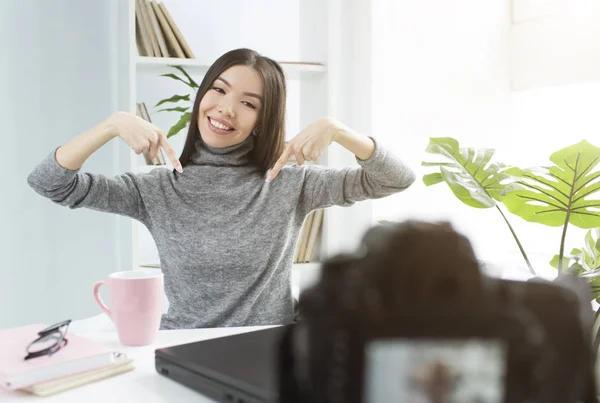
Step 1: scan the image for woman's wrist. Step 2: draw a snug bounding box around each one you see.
[332,121,375,161]
[100,115,121,141]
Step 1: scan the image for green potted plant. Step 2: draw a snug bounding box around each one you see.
[422,138,600,300]
[154,65,198,138]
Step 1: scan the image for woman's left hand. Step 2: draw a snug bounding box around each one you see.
[267,117,341,182]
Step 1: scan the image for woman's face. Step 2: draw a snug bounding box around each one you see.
[198,65,264,148]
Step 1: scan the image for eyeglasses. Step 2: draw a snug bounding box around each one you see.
[24,319,72,361]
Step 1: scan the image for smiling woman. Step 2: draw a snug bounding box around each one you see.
[26,48,416,330]
[179,48,286,172]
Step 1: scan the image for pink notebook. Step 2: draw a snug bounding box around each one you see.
[0,324,117,391]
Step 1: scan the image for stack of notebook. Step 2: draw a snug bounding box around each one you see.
[0,324,134,397]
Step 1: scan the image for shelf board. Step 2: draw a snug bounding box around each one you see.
[292,262,321,270]
[135,57,326,79]
[135,164,173,174]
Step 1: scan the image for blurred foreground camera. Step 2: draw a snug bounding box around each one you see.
[279,221,597,403]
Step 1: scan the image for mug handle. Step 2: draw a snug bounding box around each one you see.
[93,280,111,318]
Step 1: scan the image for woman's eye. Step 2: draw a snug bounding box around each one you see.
[242,101,256,110]
[212,87,225,94]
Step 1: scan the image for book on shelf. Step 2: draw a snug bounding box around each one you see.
[152,0,185,58]
[294,209,324,263]
[0,324,128,392]
[158,2,196,59]
[134,0,153,57]
[145,0,169,57]
[135,0,195,59]
[136,102,167,165]
[136,0,159,56]
[304,208,324,263]
[294,210,314,263]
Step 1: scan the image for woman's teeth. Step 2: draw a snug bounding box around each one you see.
[210,118,232,131]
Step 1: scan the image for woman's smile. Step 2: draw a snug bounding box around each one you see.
[208,116,235,135]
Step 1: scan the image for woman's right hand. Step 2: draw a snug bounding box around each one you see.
[106,111,183,173]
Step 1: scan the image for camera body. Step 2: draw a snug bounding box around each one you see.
[279,221,597,403]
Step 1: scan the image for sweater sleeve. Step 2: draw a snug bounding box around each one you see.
[299,138,415,214]
[27,149,147,221]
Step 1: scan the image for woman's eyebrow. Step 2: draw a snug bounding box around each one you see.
[216,77,263,103]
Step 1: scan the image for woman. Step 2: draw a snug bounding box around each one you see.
[27,48,415,329]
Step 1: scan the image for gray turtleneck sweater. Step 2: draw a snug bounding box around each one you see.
[27,135,415,329]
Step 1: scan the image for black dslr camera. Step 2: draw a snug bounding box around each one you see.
[279,221,598,403]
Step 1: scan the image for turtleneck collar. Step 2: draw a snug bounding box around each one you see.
[190,135,255,167]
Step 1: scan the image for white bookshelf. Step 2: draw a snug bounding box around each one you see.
[136,56,326,79]
[115,0,373,274]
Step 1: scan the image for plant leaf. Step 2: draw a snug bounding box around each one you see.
[502,140,600,228]
[550,229,600,273]
[156,106,190,113]
[568,229,600,298]
[421,162,455,167]
[169,65,198,88]
[550,255,571,270]
[422,137,514,209]
[423,173,444,186]
[167,112,191,138]
[589,279,600,303]
[159,73,196,88]
[155,94,190,108]
[581,268,600,302]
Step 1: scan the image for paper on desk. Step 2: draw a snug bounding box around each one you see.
[22,354,134,397]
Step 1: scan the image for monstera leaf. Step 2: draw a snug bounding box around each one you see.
[422,137,514,208]
[422,137,535,274]
[503,140,600,272]
[502,140,600,228]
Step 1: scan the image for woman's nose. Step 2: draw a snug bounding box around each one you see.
[217,102,235,118]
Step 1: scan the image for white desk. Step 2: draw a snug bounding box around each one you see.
[1,320,276,403]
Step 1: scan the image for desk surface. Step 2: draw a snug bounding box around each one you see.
[1,324,275,403]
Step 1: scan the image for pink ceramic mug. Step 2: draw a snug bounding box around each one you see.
[93,270,164,346]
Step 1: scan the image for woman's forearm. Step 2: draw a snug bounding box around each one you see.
[55,120,119,170]
[332,123,376,161]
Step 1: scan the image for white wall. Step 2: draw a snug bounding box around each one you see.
[0,0,121,328]
[510,0,600,90]
[371,0,514,264]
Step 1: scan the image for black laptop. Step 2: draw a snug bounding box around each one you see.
[155,326,289,402]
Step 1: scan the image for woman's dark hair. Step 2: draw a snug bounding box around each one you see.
[179,48,287,173]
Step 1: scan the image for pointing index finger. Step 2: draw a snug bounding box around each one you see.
[267,147,294,182]
[159,134,183,173]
